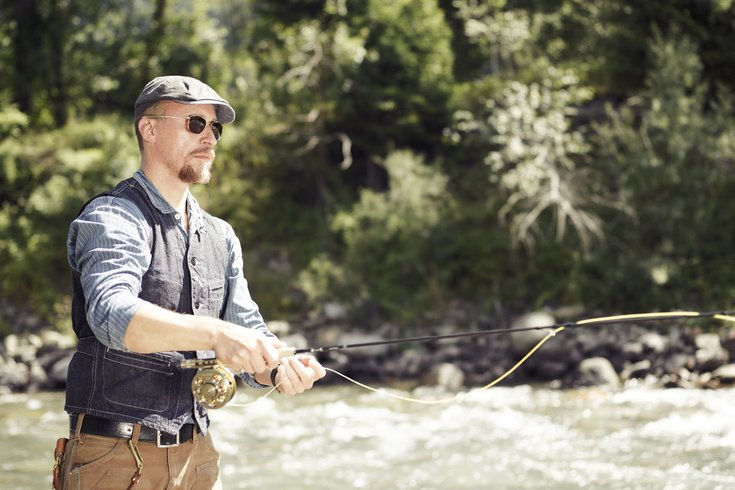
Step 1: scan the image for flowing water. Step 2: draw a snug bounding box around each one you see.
[2,384,734,489]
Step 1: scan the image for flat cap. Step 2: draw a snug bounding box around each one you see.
[134,75,236,124]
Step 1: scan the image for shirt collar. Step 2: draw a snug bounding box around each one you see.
[133,170,205,233]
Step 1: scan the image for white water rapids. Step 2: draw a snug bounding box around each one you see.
[2,383,734,489]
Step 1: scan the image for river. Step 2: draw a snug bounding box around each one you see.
[2,383,734,489]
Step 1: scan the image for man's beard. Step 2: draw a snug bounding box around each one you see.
[178,152,214,184]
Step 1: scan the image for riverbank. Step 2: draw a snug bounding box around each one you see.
[2,308,735,394]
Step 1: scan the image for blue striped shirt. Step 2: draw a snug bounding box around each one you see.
[67,170,272,354]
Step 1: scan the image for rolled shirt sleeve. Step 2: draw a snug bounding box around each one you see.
[67,196,151,350]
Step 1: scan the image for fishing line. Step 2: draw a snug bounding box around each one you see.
[319,326,566,405]
[191,310,735,408]
[229,324,560,406]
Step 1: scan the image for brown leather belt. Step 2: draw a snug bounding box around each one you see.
[70,413,199,447]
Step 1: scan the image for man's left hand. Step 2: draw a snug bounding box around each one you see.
[272,355,326,395]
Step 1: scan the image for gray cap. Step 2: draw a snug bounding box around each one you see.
[134,75,236,124]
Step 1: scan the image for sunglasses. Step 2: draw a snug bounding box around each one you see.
[143,114,223,141]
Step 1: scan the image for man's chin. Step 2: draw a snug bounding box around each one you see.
[179,162,212,185]
[194,167,212,184]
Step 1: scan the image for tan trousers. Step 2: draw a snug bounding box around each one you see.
[59,418,222,490]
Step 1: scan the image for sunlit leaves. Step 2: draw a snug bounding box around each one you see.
[329,150,454,318]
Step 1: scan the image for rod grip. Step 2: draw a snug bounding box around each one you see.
[277,346,297,358]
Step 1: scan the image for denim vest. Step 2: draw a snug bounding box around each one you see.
[65,178,227,435]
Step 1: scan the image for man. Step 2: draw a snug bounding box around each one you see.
[59,76,325,489]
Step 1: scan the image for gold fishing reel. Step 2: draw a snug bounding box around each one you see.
[180,359,236,409]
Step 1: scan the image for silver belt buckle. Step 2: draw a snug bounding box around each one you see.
[156,430,180,448]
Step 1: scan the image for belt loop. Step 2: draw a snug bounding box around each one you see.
[74,413,86,441]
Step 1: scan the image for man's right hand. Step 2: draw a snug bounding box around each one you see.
[124,303,284,374]
[212,327,283,374]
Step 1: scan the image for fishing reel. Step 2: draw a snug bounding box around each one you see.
[180,359,236,410]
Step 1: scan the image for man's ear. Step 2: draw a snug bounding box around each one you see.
[138,118,157,143]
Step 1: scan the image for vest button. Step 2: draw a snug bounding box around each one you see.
[194,301,201,309]
[191,257,198,266]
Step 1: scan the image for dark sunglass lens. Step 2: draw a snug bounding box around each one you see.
[212,122,223,140]
[187,116,207,134]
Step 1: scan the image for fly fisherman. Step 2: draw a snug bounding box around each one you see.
[55,75,326,489]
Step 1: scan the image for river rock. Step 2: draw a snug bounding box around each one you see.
[568,357,621,388]
[621,341,644,360]
[27,360,48,391]
[710,363,735,384]
[694,333,728,372]
[37,330,76,355]
[3,333,44,363]
[3,334,20,358]
[46,351,74,388]
[620,359,651,381]
[37,348,73,371]
[0,358,30,390]
[323,302,348,321]
[509,311,556,355]
[662,353,691,374]
[722,330,735,357]
[420,362,465,390]
[48,353,73,386]
[393,349,428,378]
[640,332,667,354]
[313,325,342,346]
[576,327,610,353]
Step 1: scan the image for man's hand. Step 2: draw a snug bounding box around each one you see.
[124,303,284,370]
[213,327,283,374]
[271,355,326,395]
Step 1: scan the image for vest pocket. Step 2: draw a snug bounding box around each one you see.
[102,350,176,413]
[208,279,225,300]
[196,279,225,317]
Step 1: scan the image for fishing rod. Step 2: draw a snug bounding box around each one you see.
[183,309,735,409]
[284,310,734,355]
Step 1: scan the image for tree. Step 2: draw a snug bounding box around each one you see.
[586,28,735,309]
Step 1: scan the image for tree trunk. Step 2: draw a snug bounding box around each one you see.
[11,0,43,117]
[47,0,70,126]
[143,0,167,82]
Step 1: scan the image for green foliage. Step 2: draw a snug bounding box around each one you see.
[340,0,455,158]
[318,150,455,321]
[3,0,735,334]
[587,29,735,310]
[485,74,609,253]
[0,115,138,327]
